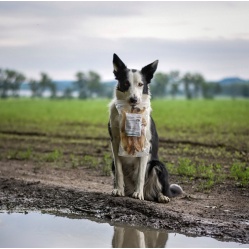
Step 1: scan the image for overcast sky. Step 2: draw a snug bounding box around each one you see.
[1,1,249,81]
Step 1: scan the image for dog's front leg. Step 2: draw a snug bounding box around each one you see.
[111,140,125,197]
[112,157,125,197]
[132,156,148,200]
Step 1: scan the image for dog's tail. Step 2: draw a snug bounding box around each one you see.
[148,160,183,198]
[169,184,183,197]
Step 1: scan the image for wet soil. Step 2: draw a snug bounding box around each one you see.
[0,132,248,244]
[0,161,248,244]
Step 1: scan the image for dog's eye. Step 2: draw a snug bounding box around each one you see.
[138,82,144,87]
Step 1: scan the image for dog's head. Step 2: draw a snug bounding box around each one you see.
[113,53,158,105]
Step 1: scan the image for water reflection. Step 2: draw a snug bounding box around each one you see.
[112,225,167,248]
[0,212,248,248]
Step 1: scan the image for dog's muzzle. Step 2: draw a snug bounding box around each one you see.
[129,96,138,105]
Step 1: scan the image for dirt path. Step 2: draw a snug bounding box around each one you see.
[0,160,248,244]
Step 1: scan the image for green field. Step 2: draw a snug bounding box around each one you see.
[0,99,248,188]
[0,99,248,145]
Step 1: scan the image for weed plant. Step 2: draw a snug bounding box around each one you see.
[43,149,63,162]
[167,158,226,190]
[230,162,249,187]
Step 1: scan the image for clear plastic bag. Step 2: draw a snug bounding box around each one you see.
[115,100,150,157]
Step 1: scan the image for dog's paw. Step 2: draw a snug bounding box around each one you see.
[158,194,170,203]
[132,191,144,200]
[112,188,125,197]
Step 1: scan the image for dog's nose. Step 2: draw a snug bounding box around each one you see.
[129,96,138,104]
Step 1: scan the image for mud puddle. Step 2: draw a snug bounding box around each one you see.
[0,212,248,248]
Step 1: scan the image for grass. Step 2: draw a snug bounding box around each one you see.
[152,99,249,131]
[0,98,248,188]
[153,99,249,152]
[102,153,113,176]
[0,98,110,137]
[167,158,226,190]
[43,149,63,162]
[1,98,248,128]
[6,148,33,160]
[230,162,249,187]
[0,99,248,138]
[0,98,109,125]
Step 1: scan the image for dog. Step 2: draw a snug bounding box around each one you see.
[112,225,168,248]
[108,53,182,203]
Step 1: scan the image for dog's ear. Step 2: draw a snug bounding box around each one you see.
[141,60,159,84]
[113,53,127,73]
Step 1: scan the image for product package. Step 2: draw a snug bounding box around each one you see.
[115,100,150,157]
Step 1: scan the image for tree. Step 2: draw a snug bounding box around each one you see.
[201,82,214,99]
[49,81,57,99]
[192,73,205,98]
[29,79,40,98]
[74,72,88,99]
[87,71,102,97]
[151,72,169,98]
[10,71,26,97]
[182,72,206,99]
[28,73,55,98]
[241,83,249,98]
[74,71,102,99]
[0,69,8,98]
[168,71,181,99]
[39,73,56,98]
[5,70,16,97]
[201,82,221,99]
[0,69,25,98]
[182,73,193,99]
[63,87,73,99]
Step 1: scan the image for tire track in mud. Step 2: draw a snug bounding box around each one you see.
[0,130,247,153]
[159,138,243,153]
[0,130,107,141]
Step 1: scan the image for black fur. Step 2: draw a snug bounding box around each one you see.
[148,116,173,198]
[142,79,150,95]
[113,54,130,92]
[147,160,171,198]
[140,61,158,95]
[115,72,130,93]
[113,53,126,72]
[141,61,158,84]
[150,117,159,161]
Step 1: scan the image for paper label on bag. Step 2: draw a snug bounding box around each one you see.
[125,113,142,137]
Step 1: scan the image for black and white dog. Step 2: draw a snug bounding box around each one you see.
[108,54,182,203]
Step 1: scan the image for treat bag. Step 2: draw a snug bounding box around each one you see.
[115,100,150,157]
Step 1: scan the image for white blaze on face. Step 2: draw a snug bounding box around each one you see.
[127,70,144,104]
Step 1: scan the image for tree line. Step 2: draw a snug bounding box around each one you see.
[0,68,249,99]
[0,69,26,98]
[151,71,249,99]
[151,71,222,99]
[0,68,104,99]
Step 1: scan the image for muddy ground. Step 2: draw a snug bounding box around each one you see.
[0,132,248,245]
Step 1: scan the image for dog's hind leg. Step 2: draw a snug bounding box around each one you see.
[157,193,170,203]
[145,160,183,203]
[144,163,169,203]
